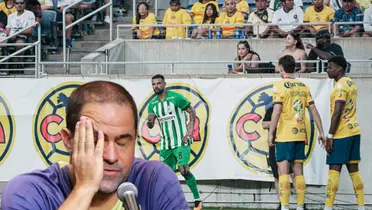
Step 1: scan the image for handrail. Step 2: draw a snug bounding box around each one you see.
[333,21,372,38]
[63,0,113,65]
[1,22,39,43]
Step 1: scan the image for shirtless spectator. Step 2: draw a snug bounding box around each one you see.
[303,0,334,37]
[363,5,372,37]
[5,0,35,72]
[333,0,363,37]
[246,0,274,38]
[278,32,307,72]
[305,30,344,72]
[270,0,304,38]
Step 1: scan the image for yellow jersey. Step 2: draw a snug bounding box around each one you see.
[273,78,314,142]
[132,12,160,39]
[191,1,220,24]
[330,77,360,139]
[162,8,192,39]
[217,11,245,36]
[236,0,250,14]
[304,5,335,31]
[0,2,16,16]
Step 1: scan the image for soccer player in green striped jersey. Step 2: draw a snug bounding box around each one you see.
[147,74,202,210]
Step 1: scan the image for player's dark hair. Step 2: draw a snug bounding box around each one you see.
[152,74,165,81]
[66,81,138,135]
[136,2,149,25]
[203,3,219,24]
[328,56,347,70]
[278,55,296,73]
[170,0,180,5]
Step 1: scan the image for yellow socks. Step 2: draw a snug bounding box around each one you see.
[279,175,290,207]
[325,170,340,208]
[295,175,306,206]
[350,171,364,207]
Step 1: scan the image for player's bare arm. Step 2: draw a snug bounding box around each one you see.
[308,104,326,147]
[183,105,196,142]
[326,102,345,154]
[268,104,282,147]
[147,114,156,129]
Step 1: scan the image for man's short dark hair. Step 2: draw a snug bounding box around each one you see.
[170,0,180,5]
[328,56,347,70]
[151,74,165,81]
[66,81,138,135]
[278,55,296,73]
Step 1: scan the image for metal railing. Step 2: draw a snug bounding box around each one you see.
[333,21,372,37]
[63,0,113,67]
[117,22,334,39]
[0,22,41,78]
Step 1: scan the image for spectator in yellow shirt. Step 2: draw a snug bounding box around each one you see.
[0,0,16,16]
[218,0,245,38]
[191,3,219,38]
[190,0,220,24]
[223,0,250,18]
[303,0,335,36]
[162,0,192,39]
[132,2,160,39]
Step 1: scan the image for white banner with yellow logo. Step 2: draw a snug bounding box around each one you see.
[0,77,333,185]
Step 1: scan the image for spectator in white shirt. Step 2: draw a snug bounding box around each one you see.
[363,6,372,37]
[270,0,304,38]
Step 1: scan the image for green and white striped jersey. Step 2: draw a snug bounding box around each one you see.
[148,91,191,150]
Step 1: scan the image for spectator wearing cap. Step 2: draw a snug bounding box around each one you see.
[333,0,364,37]
[363,5,372,36]
[270,0,304,38]
[246,0,274,38]
[303,0,335,36]
[305,30,344,72]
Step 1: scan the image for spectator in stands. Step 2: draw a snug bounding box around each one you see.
[25,0,41,22]
[223,0,250,18]
[270,0,304,38]
[132,2,160,39]
[333,0,363,37]
[246,0,274,38]
[0,0,16,16]
[363,5,372,36]
[191,3,219,38]
[305,30,344,72]
[303,0,335,37]
[218,0,245,39]
[278,32,308,72]
[324,0,343,11]
[162,0,191,39]
[190,0,219,24]
[5,0,35,71]
[269,0,303,11]
[356,0,371,12]
[39,0,74,47]
[229,40,261,74]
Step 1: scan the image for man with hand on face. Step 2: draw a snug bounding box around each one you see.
[1,81,189,210]
[147,74,202,210]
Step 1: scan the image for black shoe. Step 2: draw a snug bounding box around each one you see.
[276,204,281,210]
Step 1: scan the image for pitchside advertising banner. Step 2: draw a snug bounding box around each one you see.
[0,77,333,185]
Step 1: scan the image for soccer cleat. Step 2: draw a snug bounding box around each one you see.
[194,200,202,210]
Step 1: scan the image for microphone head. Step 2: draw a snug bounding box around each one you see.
[117,182,138,201]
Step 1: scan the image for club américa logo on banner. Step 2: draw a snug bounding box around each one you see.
[137,83,211,173]
[0,93,16,166]
[227,82,317,176]
[33,82,83,166]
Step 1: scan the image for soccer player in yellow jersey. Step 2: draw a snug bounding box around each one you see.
[269,55,326,210]
[162,0,192,39]
[324,56,365,210]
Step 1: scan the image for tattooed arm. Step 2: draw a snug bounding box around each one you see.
[183,105,196,142]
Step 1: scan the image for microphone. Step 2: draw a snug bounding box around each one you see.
[117,182,140,210]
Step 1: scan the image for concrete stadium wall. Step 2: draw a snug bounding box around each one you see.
[1,75,372,209]
[81,38,372,75]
